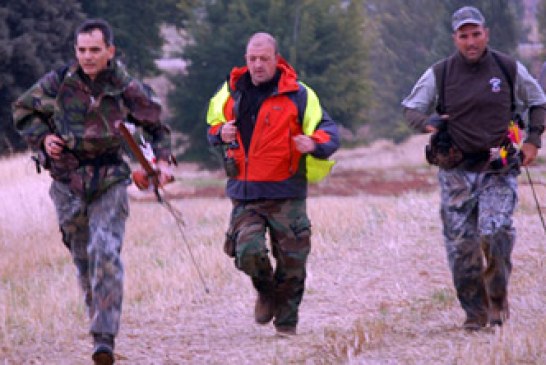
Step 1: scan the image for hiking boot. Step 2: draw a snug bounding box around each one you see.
[92,333,115,365]
[463,316,487,332]
[489,298,510,327]
[92,348,114,365]
[275,325,297,337]
[255,293,275,325]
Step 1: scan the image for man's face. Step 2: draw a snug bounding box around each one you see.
[453,24,489,63]
[245,41,278,86]
[75,29,115,80]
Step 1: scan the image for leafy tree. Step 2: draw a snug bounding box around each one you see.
[168,0,371,165]
[0,0,84,154]
[289,1,371,133]
[537,0,546,49]
[365,0,446,142]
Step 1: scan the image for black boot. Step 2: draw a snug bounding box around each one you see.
[92,333,115,365]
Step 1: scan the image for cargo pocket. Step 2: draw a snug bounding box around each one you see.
[289,215,311,253]
[291,215,311,237]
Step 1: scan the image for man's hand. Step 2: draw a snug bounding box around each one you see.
[44,134,65,160]
[424,114,449,134]
[132,169,150,190]
[220,120,237,144]
[293,135,316,154]
[521,143,538,166]
[132,160,174,191]
[425,125,438,133]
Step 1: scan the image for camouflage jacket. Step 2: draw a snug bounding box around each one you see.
[13,60,171,201]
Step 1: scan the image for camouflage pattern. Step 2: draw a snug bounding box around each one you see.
[49,180,128,335]
[438,168,517,323]
[12,59,171,201]
[225,198,311,329]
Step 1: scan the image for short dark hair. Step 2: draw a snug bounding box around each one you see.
[74,19,114,46]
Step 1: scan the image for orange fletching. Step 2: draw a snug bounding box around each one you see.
[508,121,521,145]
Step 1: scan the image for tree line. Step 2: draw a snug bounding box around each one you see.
[0,0,531,166]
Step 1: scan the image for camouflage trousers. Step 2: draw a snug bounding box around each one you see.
[49,180,129,336]
[438,168,517,322]
[225,198,311,328]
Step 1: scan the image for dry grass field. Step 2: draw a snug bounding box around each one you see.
[1,135,545,364]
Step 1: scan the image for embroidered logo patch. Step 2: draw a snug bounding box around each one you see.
[489,77,502,93]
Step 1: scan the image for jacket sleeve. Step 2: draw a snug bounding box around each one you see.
[12,71,60,150]
[123,80,172,161]
[309,109,340,159]
[515,61,546,148]
[401,67,437,132]
[298,83,340,159]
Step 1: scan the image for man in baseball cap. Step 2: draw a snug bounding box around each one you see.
[451,5,485,31]
[402,4,546,332]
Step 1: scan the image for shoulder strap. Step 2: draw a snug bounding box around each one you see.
[434,59,448,115]
[491,51,515,112]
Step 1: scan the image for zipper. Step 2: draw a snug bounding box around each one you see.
[288,127,294,174]
[244,155,249,199]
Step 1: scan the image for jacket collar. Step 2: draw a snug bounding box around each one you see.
[229,56,299,94]
[65,59,131,92]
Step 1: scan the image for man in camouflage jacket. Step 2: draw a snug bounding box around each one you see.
[12,19,172,364]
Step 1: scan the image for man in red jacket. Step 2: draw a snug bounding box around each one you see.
[207,32,339,336]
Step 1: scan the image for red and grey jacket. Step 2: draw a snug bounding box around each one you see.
[207,57,339,200]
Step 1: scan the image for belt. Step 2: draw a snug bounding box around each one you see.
[77,153,122,167]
